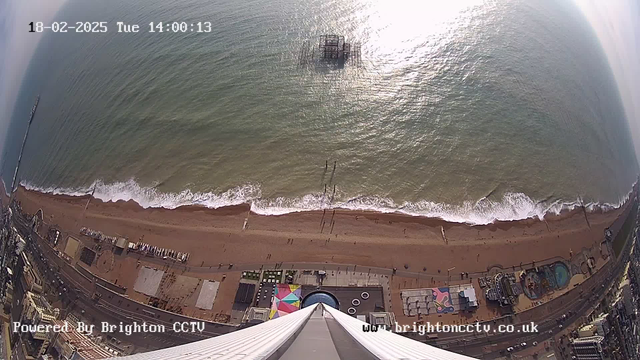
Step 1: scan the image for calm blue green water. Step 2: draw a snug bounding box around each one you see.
[3,0,638,224]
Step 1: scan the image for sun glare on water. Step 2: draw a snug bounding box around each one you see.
[361,0,485,63]
[340,0,487,111]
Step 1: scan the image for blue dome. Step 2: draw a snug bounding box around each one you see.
[302,291,339,309]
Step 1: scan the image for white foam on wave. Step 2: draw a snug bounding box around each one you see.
[21,179,262,209]
[252,191,630,224]
[20,178,633,225]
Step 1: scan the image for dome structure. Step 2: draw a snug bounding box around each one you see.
[301,291,339,309]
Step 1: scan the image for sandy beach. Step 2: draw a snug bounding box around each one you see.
[12,186,625,275]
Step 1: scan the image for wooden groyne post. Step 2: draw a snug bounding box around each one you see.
[331,185,336,203]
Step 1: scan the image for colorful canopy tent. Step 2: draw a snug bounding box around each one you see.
[270,284,301,319]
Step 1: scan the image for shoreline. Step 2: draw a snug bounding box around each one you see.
[11,184,632,275]
[14,184,608,230]
[14,180,635,226]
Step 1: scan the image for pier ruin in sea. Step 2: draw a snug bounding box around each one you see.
[299,35,362,68]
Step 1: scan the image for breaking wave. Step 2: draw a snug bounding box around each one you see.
[20,178,632,225]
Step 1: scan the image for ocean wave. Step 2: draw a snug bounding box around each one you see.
[21,179,262,209]
[20,178,633,225]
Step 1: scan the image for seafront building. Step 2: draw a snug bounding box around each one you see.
[19,291,58,358]
[19,252,43,294]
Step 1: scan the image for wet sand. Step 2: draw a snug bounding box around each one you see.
[12,186,626,275]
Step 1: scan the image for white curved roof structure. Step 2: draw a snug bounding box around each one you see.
[110,304,476,360]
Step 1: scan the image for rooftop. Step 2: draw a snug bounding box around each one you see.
[26,291,52,314]
[53,320,114,359]
[572,335,605,344]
